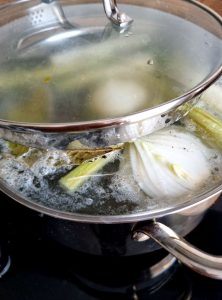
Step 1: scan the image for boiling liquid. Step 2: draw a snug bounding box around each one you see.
[0,121,222,216]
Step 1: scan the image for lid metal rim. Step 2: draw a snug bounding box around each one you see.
[0,180,221,223]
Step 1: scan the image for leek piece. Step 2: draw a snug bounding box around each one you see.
[59,150,119,192]
[188,107,222,150]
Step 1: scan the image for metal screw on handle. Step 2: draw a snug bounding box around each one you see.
[132,222,222,280]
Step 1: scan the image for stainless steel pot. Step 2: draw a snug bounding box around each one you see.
[0,0,222,281]
[1,176,222,279]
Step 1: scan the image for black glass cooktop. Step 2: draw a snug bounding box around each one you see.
[0,192,222,300]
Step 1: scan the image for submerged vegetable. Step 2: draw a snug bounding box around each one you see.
[5,139,121,168]
[188,107,222,151]
[90,79,148,117]
[128,126,212,198]
[67,143,123,165]
[59,150,119,192]
[7,141,29,157]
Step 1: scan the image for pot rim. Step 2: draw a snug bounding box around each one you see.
[0,180,221,223]
[0,0,221,133]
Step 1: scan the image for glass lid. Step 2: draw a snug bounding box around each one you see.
[0,0,221,126]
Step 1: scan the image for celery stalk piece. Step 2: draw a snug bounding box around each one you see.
[59,150,119,192]
[188,107,222,150]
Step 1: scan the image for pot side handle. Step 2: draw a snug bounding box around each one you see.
[132,222,222,280]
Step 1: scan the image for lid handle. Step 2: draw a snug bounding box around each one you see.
[103,0,133,27]
[42,0,133,27]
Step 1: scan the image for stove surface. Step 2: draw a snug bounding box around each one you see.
[0,192,222,300]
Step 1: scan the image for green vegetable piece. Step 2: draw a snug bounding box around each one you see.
[8,142,29,157]
[59,150,119,192]
[188,107,222,150]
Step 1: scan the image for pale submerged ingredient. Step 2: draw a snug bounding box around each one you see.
[129,126,212,198]
[90,79,148,117]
